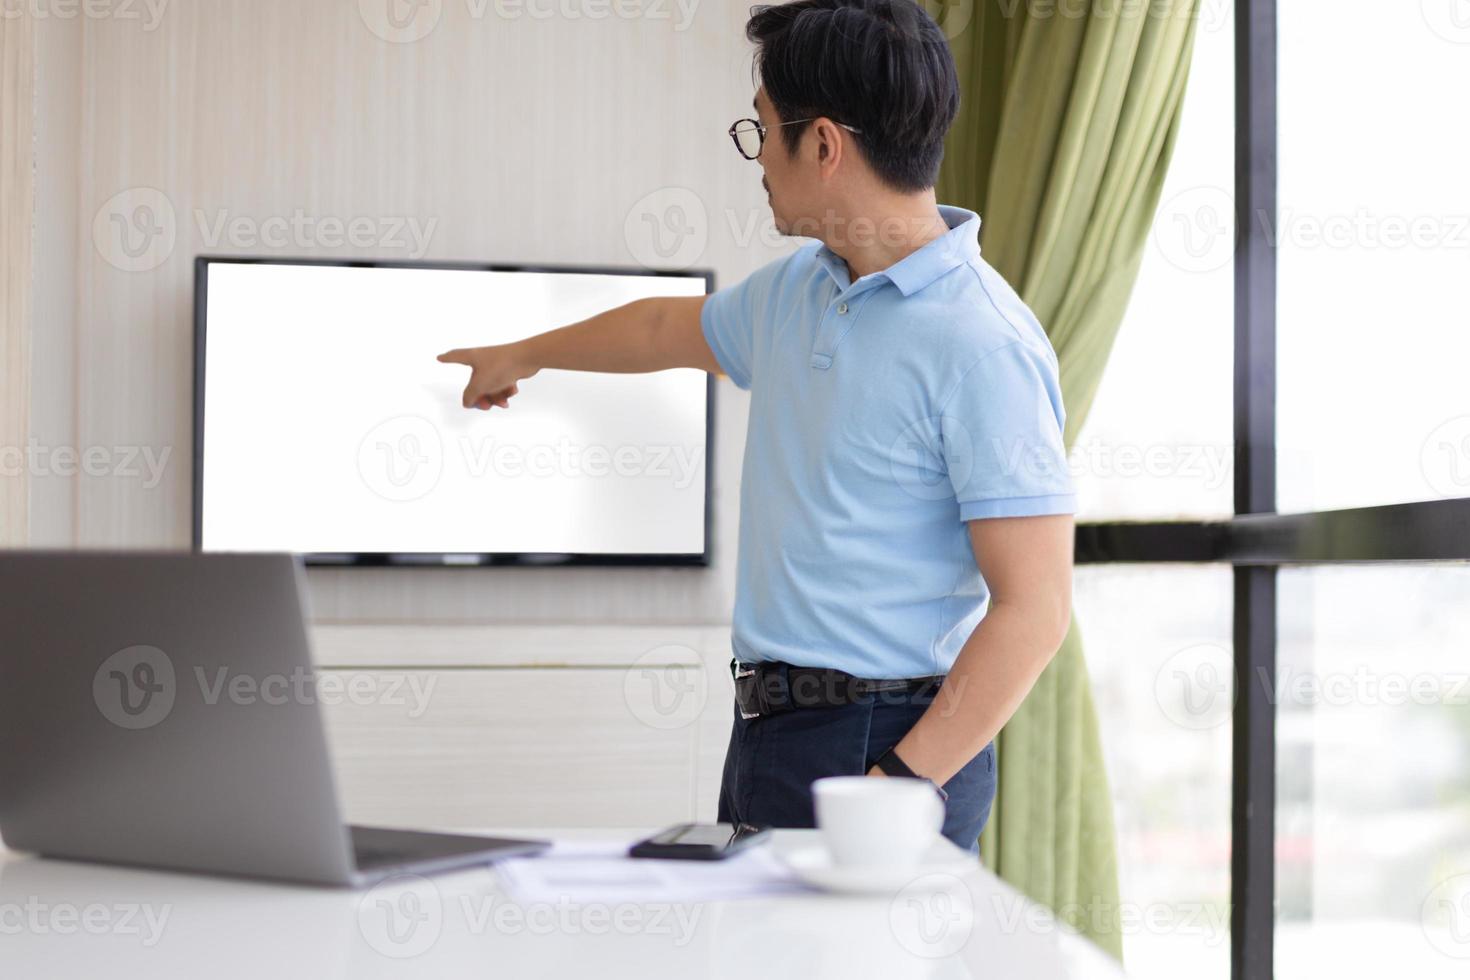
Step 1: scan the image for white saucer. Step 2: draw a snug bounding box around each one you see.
[780,846,978,895]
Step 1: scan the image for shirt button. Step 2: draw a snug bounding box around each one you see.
[837,302,849,315]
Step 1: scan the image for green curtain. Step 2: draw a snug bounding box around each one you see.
[936,0,1202,960]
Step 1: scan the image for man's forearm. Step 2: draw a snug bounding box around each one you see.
[513,296,711,375]
[884,598,1069,786]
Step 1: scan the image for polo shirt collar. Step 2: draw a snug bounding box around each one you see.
[813,205,982,297]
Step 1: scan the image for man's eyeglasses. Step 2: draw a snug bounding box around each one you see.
[728,117,863,161]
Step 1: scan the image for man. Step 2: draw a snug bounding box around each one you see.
[438,0,1074,851]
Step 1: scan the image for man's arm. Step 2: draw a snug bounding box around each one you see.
[871,513,1075,786]
[437,295,718,410]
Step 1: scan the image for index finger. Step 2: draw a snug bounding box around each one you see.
[437,349,472,365]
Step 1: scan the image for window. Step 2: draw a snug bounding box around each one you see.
[1275,565,1470,979]
[1075,565,1233,977]
[1276,1,1470,514]
[1073,12,1234,523]
[1075,3,1470,980]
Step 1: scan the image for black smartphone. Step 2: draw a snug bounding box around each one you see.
[627,822,772,861]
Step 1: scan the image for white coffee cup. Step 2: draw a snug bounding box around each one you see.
[811,776,944,869]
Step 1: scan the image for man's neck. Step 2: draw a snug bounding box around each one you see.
[821,194,950,282]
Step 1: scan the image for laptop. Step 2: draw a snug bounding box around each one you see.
[0,551,548,886]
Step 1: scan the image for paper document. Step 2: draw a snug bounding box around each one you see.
[494,839,811,905]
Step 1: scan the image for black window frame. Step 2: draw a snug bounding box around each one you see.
[1073,3,1470,977]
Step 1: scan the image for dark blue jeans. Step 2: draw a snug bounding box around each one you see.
[716,688,997,853]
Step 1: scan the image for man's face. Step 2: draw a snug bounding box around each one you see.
[753,87,817,238]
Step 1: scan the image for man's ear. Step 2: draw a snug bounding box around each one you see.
[812,119,844,176]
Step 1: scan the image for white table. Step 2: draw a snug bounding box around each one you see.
[0,830,1124,979]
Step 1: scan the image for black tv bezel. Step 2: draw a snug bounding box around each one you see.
[192,255,716,569]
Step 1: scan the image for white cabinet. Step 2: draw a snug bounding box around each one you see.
[313,626,733,830]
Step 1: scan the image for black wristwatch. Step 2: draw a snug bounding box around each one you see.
[873,747,948,802]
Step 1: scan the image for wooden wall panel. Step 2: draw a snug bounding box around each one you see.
[1,13,34,547]
[55,0,781,624]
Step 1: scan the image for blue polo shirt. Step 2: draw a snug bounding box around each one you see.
[702,205,1075,680]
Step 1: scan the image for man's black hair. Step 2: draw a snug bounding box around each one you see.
[746,0,960,193]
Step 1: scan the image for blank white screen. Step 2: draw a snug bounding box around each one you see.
[200,263,709,557]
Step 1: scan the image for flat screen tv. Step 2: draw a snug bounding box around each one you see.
[193,258,714,566]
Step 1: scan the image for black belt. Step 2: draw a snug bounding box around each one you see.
[731,659,945,720]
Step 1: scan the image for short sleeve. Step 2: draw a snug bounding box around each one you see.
[941,339,1076,521]
[700,255,787,390]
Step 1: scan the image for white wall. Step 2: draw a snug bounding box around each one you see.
[20,0,792,828]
